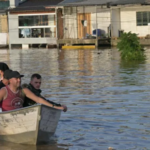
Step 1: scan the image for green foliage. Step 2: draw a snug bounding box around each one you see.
[117,32,146,60]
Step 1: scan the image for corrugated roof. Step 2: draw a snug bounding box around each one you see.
[18,0,63,7]
[10,0,63,12]
[58,0,150,6]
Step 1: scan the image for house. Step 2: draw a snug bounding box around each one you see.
[58,0,112,47]
[8,0,63,49]
[0,0,9,47]
[110,0,150,45]
[7,0,150,48]
[0,0,25,47]
[58,0,150,46]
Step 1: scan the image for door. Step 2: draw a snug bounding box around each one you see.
[77,13,91,39]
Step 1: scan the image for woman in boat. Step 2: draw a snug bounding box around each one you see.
[0,69,12,89]
[0,69,12,112]
[0,63,10,89]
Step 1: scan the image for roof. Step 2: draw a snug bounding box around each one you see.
[18,0,63,7]
[10,0,63,12]
[58,0,150,6]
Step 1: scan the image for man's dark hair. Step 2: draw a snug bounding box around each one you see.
[31,73,41,80]
[3,69,12,79]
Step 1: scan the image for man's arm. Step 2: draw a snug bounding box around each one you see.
[40,96,62,107]
[23,88,67,112]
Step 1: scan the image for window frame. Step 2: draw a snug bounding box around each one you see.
[18,13,56,38]
[136,11,150,26]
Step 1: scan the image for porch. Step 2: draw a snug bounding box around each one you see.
[58,38,111,49]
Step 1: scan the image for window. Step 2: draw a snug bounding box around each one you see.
[19,27,56,38]
[136,11,150,26]
[18,14,56,38]
[19,15,50,26]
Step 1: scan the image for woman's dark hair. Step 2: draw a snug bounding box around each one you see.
[0,62,9,72]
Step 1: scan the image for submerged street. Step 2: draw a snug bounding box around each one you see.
[0,48,150,149]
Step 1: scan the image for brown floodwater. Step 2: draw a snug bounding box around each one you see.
[0,47,150,150]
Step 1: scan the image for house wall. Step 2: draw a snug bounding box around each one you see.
[8,13,57,46]
[0,15,8,33]
[0,14,8,45]
[10,0,23,8]
[0,0,26,46]
[10,0,19,8]
[112,5,150,37]
[64,7,78,38]
[63,6,111,39]
[91,7,110,36]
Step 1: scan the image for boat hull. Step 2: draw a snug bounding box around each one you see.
[0,104,61,144]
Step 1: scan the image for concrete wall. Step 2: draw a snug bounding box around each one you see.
[63,6,111,39]
[111,39,150,46]
[111,8,121,38]
[112,5,150,37]
[8,13,57,46]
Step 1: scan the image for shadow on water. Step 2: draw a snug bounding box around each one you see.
[119,60,146,86]
[0,141,68,150]
[120,60,146,71]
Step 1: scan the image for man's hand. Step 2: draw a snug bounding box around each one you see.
[62,105,67,112]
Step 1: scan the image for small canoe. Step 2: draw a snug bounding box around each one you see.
[0,104,61,145]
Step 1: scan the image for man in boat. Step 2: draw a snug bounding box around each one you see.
[23,73,63,108]
[0,70,67,112]
[0,62,9,81]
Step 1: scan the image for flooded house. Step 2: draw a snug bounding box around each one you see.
[0,0,9,47]
[58,0,150,47]
[8,0,63,49]
[58,0,111,48]
[110,0,150,45]
[0,4,8,47]
[6,0,150,49]
[0,0,26,48]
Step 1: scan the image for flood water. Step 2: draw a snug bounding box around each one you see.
[0,47,150,150]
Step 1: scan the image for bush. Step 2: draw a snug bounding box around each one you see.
[117,32,146,60]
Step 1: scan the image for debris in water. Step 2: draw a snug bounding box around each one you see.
[108,147,115,150]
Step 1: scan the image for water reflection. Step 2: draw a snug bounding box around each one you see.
[0,48,150,149]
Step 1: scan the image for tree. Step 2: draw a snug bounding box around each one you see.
[117,32,145,60]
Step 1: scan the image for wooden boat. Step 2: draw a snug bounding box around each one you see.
[0,104,61,145]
